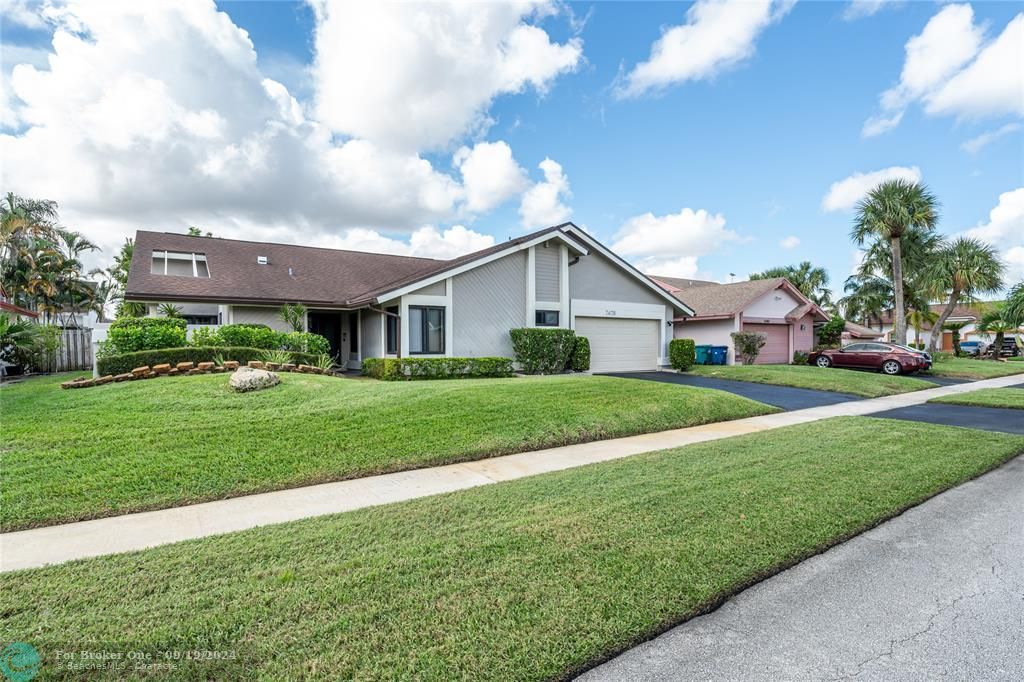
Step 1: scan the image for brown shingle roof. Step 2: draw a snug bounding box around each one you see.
[126,224,574,307]
[648,276,720,292]
[651,277,784,318]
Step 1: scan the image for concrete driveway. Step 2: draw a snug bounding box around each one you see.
[604,372,860,411]
[579,456,1024,681]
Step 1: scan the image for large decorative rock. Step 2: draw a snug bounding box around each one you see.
[229,366,280,393]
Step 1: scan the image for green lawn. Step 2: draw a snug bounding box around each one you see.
[0,372,774,531]
[930,387,1024,410]
[923,356,1024,380]
[689,363,932,397]
[3,417,1021,681]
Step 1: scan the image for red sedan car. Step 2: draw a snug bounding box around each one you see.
[808,342,926,375]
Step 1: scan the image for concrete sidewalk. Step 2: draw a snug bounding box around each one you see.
[3,371,1022,573]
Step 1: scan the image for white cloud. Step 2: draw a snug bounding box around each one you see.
[616,0,793,99]
[310,0,581,151]
[319,225,495,260]
[0,0,46,28]
[611,207,741,277]
[822,166,922,212]
[454,141,528,214]
[863,5,1023,137]
[0,1,575,264]
[843,1,902,21]
[964,187,1024,282]
[519,158,572,229]
[961,122,1021,154]
[1,44,51,127]
[780,235,800,249]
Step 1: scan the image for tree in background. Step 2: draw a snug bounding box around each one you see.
[977,304,1018,357]
[749,261,832,308]
[1004,281,1024,328]
[851,179,939,347]
[907,308,939,348]
[924,237,1003,354]
[94,237,145,318]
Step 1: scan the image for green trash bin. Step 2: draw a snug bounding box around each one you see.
[695,345,712,365]
[710,346,729,365]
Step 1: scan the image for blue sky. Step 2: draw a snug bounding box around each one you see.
[2,1,1022,294]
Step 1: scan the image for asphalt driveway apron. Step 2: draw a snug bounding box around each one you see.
[871,403,1024,435]
[603,372,860,411]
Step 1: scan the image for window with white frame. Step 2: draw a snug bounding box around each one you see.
[151,251,210,278]
[409,306,444,354]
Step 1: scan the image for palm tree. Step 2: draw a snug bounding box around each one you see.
[1005,281,1024,327]
[907,308,939,347]
[750,261,832,308]
[852,179,939,346]
[0,312,39,367]
[839,275,890,329]
[977,305,1017,357]
[924,237,1004,353]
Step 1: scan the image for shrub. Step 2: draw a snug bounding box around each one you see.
[509,328,576,374]
[817,315,845,349]
[281,331,330,355]
[731,331,766,365]
[99,317,187,356]
[279,303,307,333]
[669,338,696,371]
[362,357,513,381]
[261,349,295,365]
[908,342,925,350]
[216,323,283,349]
[568,336,591,372]
[189,326,221,346]
[97,346,320,376]
[792,350,810,365]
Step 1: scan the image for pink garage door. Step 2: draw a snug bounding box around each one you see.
[742,323,790,364]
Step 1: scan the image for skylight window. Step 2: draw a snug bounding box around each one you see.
[151,251,210,277]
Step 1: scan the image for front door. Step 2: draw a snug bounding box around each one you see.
[307,312,342,362]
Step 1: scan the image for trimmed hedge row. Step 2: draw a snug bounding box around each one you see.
[191,325,329,354]
[100,317,187,355]
[669,338,696,371]
[509,328,577,374]
[361,357,514,381]
[97,346,320,376]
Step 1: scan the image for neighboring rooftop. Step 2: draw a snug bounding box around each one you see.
[649,275,828,323]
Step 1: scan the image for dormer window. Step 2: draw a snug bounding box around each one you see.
[151,251,210,278]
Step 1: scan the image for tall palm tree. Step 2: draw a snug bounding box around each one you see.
[839,274,890,329]
[924,237,1004,353]
[750,261,832,308]
[851,179,939,346]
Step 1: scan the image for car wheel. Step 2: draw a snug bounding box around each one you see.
[882,360,901,375]
[816,356,832,368]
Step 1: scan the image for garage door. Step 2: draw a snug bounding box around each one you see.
[574,317,660,373]
[742,323,789,364]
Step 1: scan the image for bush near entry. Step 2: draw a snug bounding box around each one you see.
[731,331,766,365]
[99,317,187,356]
[509,328,577,374]
[669,339,696,370]
[569,336,591,372]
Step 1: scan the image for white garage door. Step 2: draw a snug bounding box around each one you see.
[742,323,789,364]
[574,317,660,373]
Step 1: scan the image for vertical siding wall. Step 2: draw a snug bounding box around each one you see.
[231,306,291,332]
[534,243,560,302]
[452,251,527,357]
[793,313,815,353]
[570,253,661,304]
[673,317,740,365]
[361,309,382,357]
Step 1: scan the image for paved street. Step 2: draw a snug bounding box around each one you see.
[579,456,1024,681]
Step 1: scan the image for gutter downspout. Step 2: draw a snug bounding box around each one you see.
[369,305,402,359]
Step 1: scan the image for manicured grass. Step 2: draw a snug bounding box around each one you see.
[0,372,774,531]
[930,387,1024,410]
[689,363,932,397]
[3,417,1021,680]
[923,356,1024,380]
